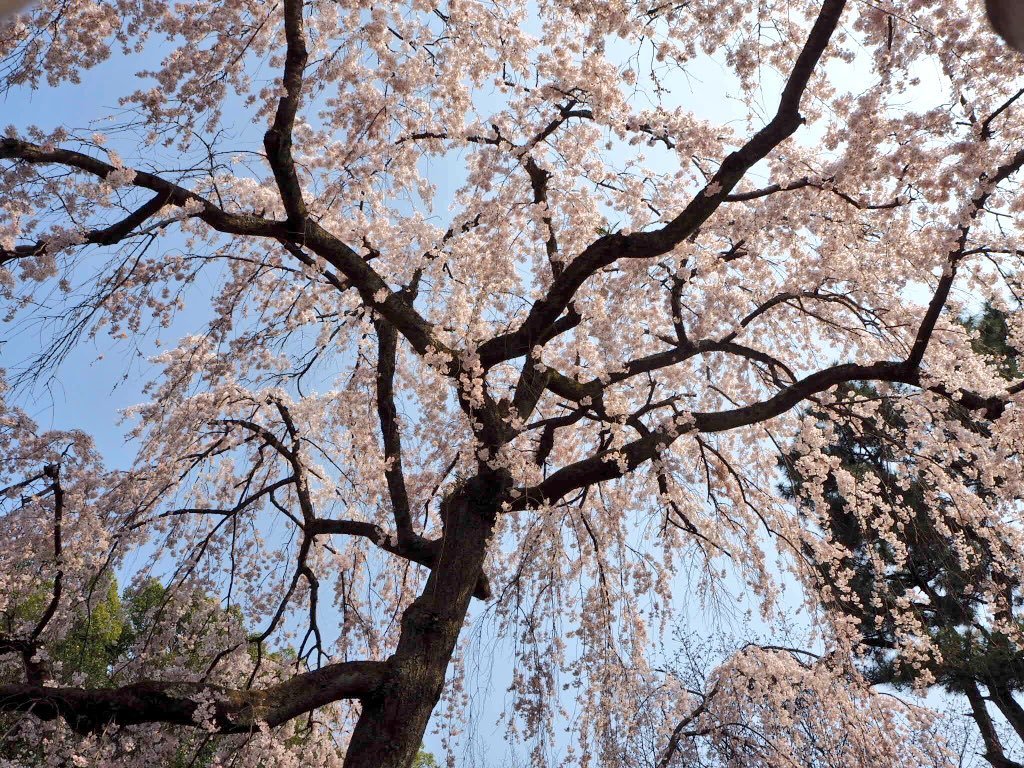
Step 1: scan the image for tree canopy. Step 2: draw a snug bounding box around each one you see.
[2,0,1024,766]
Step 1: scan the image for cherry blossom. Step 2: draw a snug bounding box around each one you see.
[1,0,1024,766]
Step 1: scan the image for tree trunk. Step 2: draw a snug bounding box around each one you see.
[342,471,507,768]
[964,680,1023,768]
[990,683,1024,744]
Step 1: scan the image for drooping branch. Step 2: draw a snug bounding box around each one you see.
[723,175,909,209]
[524,334,1024,514]
[209,408,493,598]
[520,359,917,507]
[538,335,798,409]
[0,138,284,238]
[131,475,296,531]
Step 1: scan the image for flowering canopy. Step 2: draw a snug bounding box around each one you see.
[1,0,1024,766]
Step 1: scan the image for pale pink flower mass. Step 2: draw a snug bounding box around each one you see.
[0,1,1023,767]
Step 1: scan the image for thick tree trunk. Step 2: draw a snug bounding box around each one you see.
[343,471,507,768]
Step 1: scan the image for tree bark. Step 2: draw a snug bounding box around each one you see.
[965,681,1023,768]
[342,471,508,768]
[990,684,1024,744]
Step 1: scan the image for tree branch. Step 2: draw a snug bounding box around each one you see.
[0,138,284,238]
[0,660,386,734]
[477,0,848,369]
[906,145,1024,370]
[0,137,453,374]
[0,193,170,264]
[519,359,914,507]
[374,318,414,540]
[308,518,491,600]
[965,680,1022,768]
[264,0,308,226]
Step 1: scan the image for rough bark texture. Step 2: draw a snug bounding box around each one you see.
[342,471,508,768]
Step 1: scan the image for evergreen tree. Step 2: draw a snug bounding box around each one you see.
[2,579,235,766]
[781,305,1024,765]
[1,578,441,767]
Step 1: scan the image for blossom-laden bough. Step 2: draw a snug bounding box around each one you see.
[1,0,1024,766]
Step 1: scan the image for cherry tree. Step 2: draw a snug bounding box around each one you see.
[1,0,1024,766]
